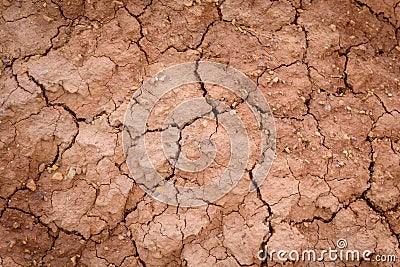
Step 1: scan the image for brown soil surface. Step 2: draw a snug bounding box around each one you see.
[0,0,399,266]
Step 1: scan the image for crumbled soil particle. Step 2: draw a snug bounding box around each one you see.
[0,0,399,266]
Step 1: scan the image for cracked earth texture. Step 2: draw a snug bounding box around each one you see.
[0,0,399,266]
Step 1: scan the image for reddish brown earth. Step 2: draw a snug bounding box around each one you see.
[0,0,399,266]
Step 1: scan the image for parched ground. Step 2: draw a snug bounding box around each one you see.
[0,0,399,266]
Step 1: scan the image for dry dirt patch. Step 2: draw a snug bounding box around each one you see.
[0,0,399,266]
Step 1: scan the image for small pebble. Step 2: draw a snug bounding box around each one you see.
[8,240,16,248]
[269,56,276,61]
[229,110,236,115]
[38,163,45,173]
[66,167,76,179]
[15,1,21,7]
[26,179,36,191]
[43,15,53,22]
[0,110,4,115]
[70,256,77,266]
[47,164,58,173]
[12,222,20,229]
[329,24,336,32]
[258,60,265,67]
[117,96,124,103]
[51,172,64,181]
[65,28,71,34]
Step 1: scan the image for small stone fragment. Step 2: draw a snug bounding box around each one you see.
[66,167,76,179]
[51,172,64,181]
[47,164,58,173]
[12,222,20,229]
[8,240,16,248]
[15,1,21,7]
[0,110,4,115]
[65,27,71,34]
[118,96,124,103]
[38,163,46,173]
[113,0,123,6]
[43,15,53,22]
[71,256,77,266]
[26,179,36,191]
[284,147,291,153]
[329,24,336,32]
[229,110,236,115]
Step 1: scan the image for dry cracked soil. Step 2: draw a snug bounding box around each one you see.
[0,0,400,266]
